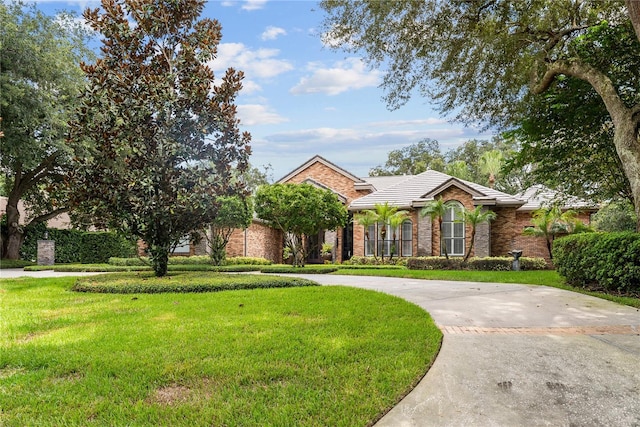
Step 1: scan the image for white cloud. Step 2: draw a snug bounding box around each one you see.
[238,104,288,126]
[261,26,286,41]
[210,43,293,80]
[290,58,381,96]
[242,0,268,11]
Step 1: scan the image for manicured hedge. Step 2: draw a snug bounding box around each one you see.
[21,224,135,264]
[343,256,408,266]
[260,266,339,274]
[406,256,548,271]
[108,256,272,266]
[72,272,319,294]
[553,232,640,293]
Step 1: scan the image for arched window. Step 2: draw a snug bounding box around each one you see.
[442,201,465,256]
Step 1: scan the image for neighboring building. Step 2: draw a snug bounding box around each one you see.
[234,155,597,264]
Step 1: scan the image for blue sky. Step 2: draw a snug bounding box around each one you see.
[33,0,494,180]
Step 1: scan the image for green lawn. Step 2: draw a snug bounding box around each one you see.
[0,275,442,426]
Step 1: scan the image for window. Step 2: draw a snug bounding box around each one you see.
[442,202,465,256]
[401,220,413,256]
[365,224,376,256]
[364,219,413,257]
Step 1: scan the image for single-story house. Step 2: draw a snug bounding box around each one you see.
[226,155,596,263]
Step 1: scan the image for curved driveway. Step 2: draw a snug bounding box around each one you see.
[302,274,640,427]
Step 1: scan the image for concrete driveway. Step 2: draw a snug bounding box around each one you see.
[3,269,639,425]
[300,275,640,427]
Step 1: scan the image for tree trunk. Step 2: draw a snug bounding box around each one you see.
[3,203,24,260]
[612,121,640,231]
[627,0,640,43]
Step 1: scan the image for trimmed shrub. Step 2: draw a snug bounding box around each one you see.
[343,256,406,266]
[407,257,464,270]
[407,256,548,271]
[72,272,319,294]
[20,225,135,263]
[553,232,640,293]
[225,256,272,265]
[260,266,338,274]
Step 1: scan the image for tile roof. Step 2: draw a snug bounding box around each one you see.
[349,169,524,210]
[515,185,598,211]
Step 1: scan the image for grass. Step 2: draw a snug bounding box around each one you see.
[0,275,442,426]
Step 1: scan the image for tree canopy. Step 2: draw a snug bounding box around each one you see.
[0,1,92,259]
[254,183,348,267]
[321,0,640,229]
[68,0,251,276]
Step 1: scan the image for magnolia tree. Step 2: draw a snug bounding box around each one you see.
[254,183,348,267]
[68,0,251,276]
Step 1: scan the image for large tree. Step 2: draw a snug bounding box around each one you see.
[369,138,445,176]
[321,0,640,229]
[0,1,92,259]
[254,183,348,267]
[68,0,251,276]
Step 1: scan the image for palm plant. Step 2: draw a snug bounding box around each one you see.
[388,210,411,260]
[523,206,585,260]
[353,209,378,260]
[462,205,497,262]
[479,150,504,188]
[420,197,449,259]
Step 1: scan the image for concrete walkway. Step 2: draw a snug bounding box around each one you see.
[298,274,640,427]
[3,269,639,425]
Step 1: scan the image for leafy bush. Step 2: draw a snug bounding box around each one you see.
[343,256,406,266]
[553,232,640,294]
[20,224,135,263]
[108,255,273,266]
[72,272,319,294]
[407,256,547,271]
[0,259,36,269]
[406,257,464,270]
[260,266,338,274]
[468,257,548,271]
[225,256,272,265]
[335,264,404,270]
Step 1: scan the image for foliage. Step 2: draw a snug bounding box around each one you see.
[260,266,339,274]
[0,279,440,426]
[72,272,319,294]
[204,195,253,265]
[553,233,640,295]
[24,263,262,273]
[523,207,592,260]
[0,259,35,269]
[254,183,348,267]
[462,206,497,262]
[369,138,445,176]
[19,223,135,263]
[0,1,93,259]
[419,197,449,259]
[108,255,271,267]
[592,200,638,232]
[68,0,251,277]
[342,256,407,267]
[406,256,548,271]
[320,1,640,230]
[355,202,410,262]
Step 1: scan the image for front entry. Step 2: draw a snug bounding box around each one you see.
[306,231,324,264]
[342,213,353,261]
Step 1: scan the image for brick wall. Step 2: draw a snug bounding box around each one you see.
[227,222,283,263]
[513,211,592,263]
[490,207,518,257]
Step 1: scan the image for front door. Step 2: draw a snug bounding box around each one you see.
[342,213,353,261]
[306,231,324,264]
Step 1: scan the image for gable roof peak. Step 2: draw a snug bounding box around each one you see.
[277,154,365,184]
